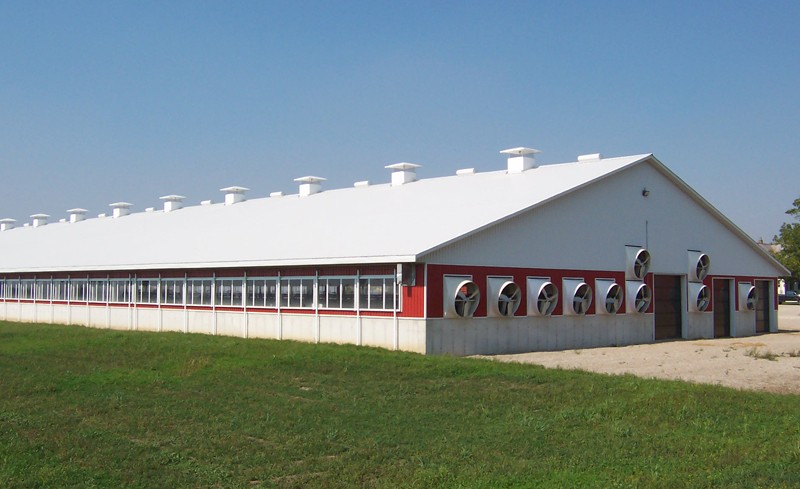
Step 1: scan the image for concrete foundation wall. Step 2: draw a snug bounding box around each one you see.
[0,302,427,354]
[733,310,757,337]
[684,313,713,339]
[246,313,279,339]
[0,301,768,356]
[426,314,654,356]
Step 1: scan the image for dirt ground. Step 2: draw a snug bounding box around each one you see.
[484,306,800,395]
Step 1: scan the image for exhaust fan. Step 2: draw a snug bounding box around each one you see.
[625,247,651,280]
[526,277,558,316]
[625,281,652,313]
[487,277,521,317]
[563,278,593,315]
[595,279,623,314]
[738,283,758,311]
[443,275,480,318]
[688,282,711,312]
[688,251,711,282]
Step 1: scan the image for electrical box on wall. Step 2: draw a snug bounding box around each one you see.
[396,263,416,286]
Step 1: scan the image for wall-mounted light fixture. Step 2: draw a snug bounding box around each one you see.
[641,187,650,197]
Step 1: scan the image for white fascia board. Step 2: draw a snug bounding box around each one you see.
[0,255,420,274]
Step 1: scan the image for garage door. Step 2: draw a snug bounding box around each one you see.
[713,279,731,338]
[654,275,682,340]
[755,280,771,333]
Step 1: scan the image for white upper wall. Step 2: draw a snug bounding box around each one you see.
[423,159,785,277]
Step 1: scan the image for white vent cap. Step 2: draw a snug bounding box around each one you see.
[220,186,249,206]
[30,213,50,227]
[385,162,422,186]
[0,218,17,231]
[109,202,133,218]
[160,194,186,212]
[500,147,540,173]
[294,176,326,196]
[66,208,88,223]
[578,153,602,162]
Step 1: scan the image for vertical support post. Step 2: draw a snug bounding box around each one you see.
[277,272,283,340]
[315,270,320,344]
[243,272,248,339]
[212,272,217,336]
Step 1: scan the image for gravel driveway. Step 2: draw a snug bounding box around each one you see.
[485,306,800,394]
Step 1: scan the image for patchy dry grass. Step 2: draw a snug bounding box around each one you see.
[745,347,780,361]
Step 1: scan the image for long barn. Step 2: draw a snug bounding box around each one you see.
[0,148,787,355]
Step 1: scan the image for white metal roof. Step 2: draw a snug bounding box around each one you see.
[0,153,783,273]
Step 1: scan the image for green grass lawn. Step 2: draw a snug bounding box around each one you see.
[1,321,798,488]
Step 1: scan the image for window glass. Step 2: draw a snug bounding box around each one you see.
[9,281,19,299]
[187,279,213,305]
[71,280,88,302]
[52,280,69,301]
[318,277,358,310]
[20,280,35,300]
[342,278,356,309]
[162,279,184,305]
[358,276,396,310]
[136,279,158,304]
[246,278,278,308]
[215,278,243,306]
[317,280,329,308]
[109,280,131,303]
[280,277,315,308]
[231,280,243,306]
[88,280,107,302]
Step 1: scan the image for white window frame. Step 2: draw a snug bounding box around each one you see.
[280,276,315,309]
[161,278,185,305]
[108,279,132,304]
[358,275,398,311]
[318,276,358,310]
[245,277,278,308]
[187,278,214,306]
[136,279,159,304]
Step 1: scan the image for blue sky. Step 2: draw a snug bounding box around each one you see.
[1,1,797,241]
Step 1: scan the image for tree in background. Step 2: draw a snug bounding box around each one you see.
[773,197,800,286]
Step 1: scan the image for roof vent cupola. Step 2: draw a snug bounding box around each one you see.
[294,176,326,196]
[109,202,132,218]
[160,195,186,212]
[500,147,540,173]
[220,187,249,206]
[0,218,17,231]
[385,162,421,186]
[30,213,50,227]
[67,208,88,223]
